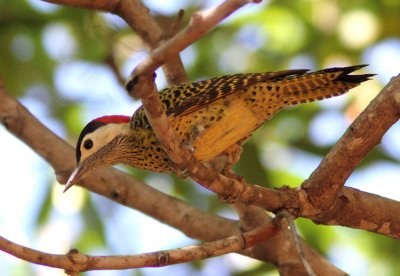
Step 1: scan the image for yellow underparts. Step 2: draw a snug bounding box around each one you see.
[172,96,262,162]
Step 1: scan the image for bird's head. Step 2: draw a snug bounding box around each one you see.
[64,115,131,192]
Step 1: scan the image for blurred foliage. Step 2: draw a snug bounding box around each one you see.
[1,0,400,275]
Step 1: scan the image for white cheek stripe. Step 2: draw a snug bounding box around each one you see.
[80,123,128,161]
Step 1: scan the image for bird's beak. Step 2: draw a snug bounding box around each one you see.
[63,164,85,193]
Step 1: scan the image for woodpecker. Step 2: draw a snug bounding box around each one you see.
[64,65,373,192]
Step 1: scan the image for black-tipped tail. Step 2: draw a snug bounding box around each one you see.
[320,64,375,84]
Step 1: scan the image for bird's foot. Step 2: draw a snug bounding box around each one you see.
[173,165,188,178]
[217,175,247,204]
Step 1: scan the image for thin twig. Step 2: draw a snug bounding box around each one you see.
[279,210,316,276]
[105,54,126,88]
[0,221,279,272]
[165,9,185,40]
[115,0,189,85]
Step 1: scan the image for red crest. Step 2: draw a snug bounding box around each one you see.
[93,115,130,124]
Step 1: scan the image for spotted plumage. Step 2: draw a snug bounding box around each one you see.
[124,65,373,172]
[65,65,373,191]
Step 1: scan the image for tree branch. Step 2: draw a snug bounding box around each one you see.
[126,0,262,82]
[0,221,279,273]
[311,186,400,238]
[301,75,400,213]
[42,0,188,85]
[281,210,316,276]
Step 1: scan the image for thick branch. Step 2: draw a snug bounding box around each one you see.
[311,187,400,238]
[301,75,400,213]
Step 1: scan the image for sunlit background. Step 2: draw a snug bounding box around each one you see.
[1,0,400,275]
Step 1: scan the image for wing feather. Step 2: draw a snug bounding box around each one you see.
[161,69,309,117]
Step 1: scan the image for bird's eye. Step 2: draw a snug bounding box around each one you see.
[84,139,93,150]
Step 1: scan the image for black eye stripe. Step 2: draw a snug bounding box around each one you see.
[84,139,93,150]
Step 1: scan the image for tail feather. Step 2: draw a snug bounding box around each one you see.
[318,64,375,83]
[275,65,373,105]
[283,82,359,105]
[336,73,375,84]
[320,64,369,73]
